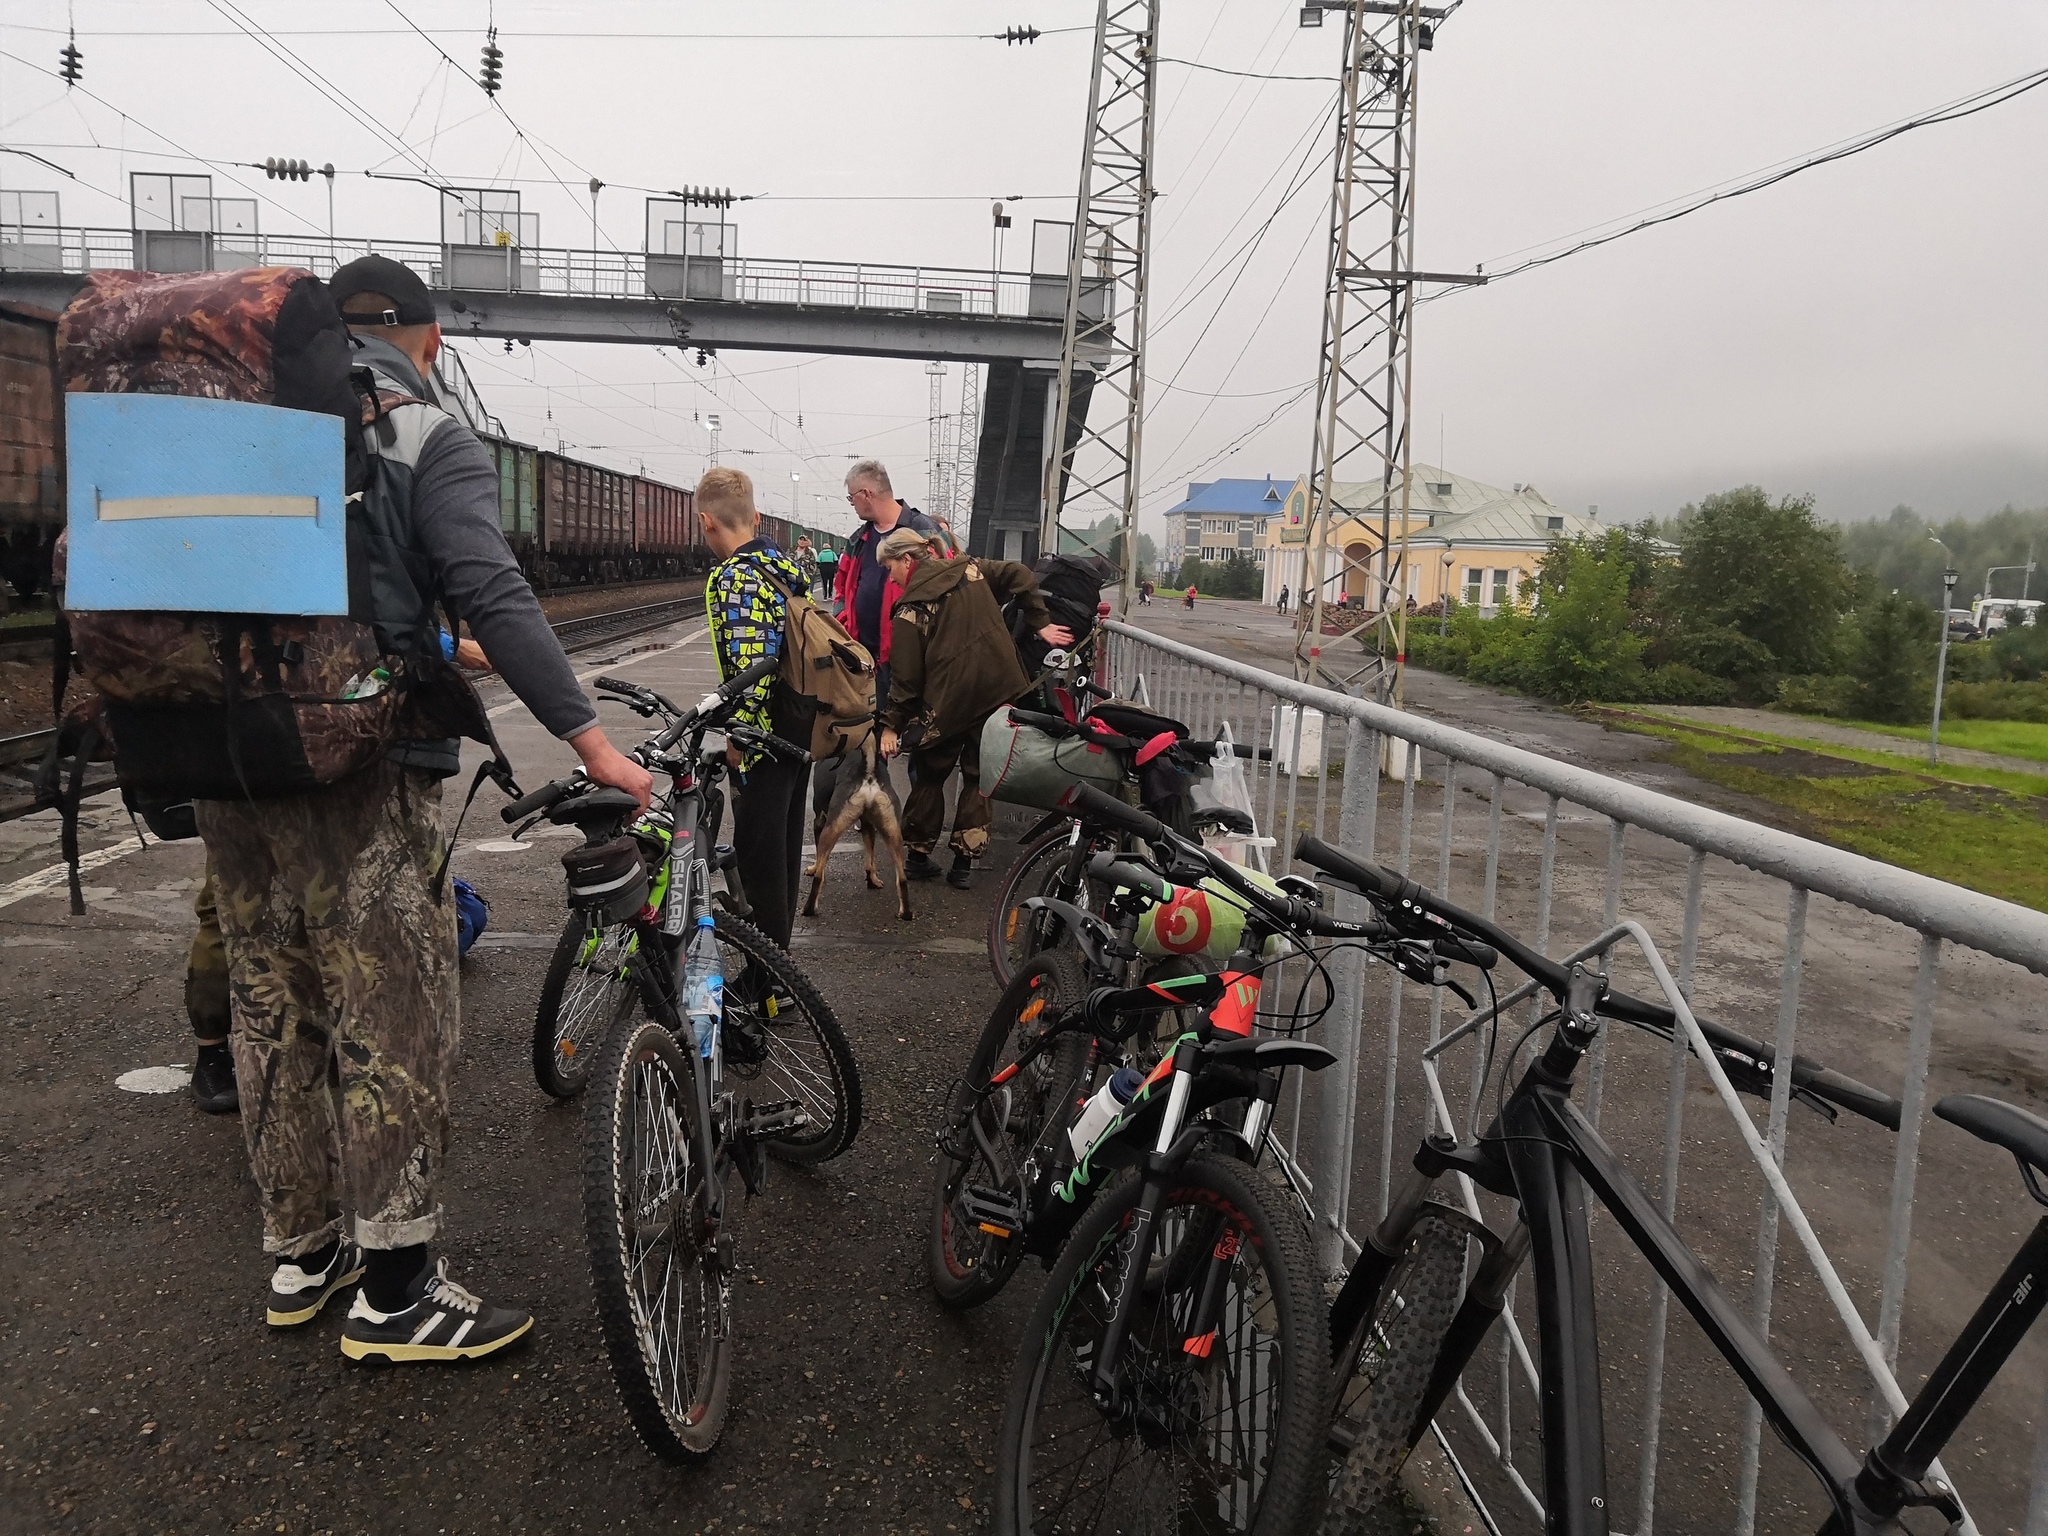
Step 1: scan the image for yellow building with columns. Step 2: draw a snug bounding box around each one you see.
[1261,465,1607,616]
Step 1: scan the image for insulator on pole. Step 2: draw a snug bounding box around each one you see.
[479,28,503,96]
[1001,26,1041,45]
[59,33,83,84]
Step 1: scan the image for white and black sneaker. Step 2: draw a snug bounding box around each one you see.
[266,1240,366,1328]
[339,1259,533,1365]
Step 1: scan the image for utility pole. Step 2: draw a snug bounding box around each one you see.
[1931,566,1957,767]
[1041,0,1159,615]
[925,360,948,514]
[1293,0,1479,697]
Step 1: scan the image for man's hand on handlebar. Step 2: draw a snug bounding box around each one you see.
[568,723,654,810]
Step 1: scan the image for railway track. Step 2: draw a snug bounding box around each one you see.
[0,596,707,825]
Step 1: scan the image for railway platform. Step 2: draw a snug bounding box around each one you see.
[0,611,1049,1535]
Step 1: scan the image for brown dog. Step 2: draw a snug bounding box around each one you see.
[801,734,912,922]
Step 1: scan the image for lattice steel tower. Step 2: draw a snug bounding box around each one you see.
[1293,0,1479,695]
[951,360,981,531]
[1040,0,1160,613]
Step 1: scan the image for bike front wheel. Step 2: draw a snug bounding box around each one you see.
[1322,1204,1477,1534]
[716,914,862,1163]
[994,1155,1329,1536]
[584,1016,732,1461]
[532,915,638,1098]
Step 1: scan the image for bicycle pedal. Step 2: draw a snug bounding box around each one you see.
[738,1097,807,1141]
[959,1185,1026,1241]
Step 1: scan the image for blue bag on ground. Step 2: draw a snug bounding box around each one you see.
[454,878,489,957]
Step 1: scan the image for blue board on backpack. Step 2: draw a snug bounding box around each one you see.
[63,393,348,615]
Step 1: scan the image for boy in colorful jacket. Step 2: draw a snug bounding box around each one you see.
[701,467,812,950]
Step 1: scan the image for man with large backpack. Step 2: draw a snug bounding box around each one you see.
[67,257,651,1364]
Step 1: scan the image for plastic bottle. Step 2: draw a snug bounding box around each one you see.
[1067,1065,1145,1159]
[681,915,723,1060]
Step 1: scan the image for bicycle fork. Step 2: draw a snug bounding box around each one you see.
[1088,1040,1201,1415]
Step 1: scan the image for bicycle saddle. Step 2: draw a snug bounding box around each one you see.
[547,787,643,829]
[1935,1094,2048,1190]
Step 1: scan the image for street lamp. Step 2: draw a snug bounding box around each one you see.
[1440,552,1455,637]
[790,471,800,520]
[1929,533,1958,767]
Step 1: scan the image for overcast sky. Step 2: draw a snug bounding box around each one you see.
[2,1,2043,539]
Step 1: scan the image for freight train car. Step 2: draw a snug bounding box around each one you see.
[0,301,61,602]
[633,477,695,579]
[479,432,539,575]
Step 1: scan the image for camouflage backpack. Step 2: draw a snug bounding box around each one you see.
[55,267,497,808]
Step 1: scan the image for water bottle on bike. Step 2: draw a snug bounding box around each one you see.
[682,914,723,1060]
[1066,1065,1144,1159]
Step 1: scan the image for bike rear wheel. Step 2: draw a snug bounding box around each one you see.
[929,948,1093,1310]
[533,915,637,1098]
[987,823,1092,987]
[995,1154,1328,1536]
[1321,1204,1477,1534]
[715,914,861,1163]
[584,1016,732,1462]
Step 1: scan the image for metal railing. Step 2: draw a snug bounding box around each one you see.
[0,226,1058,320]
[1102,620,2048,1536]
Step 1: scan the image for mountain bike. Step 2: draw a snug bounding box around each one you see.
[525,675,859,1165]
[499,658,860,1461]
[975,786,1410,1536]
[1291,833,2048,1535]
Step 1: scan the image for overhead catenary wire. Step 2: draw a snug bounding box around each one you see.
[1446,61,2048,293]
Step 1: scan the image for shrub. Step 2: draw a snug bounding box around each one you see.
[1404,631,1462,674]
[1774,675,1863,718]
[1992,621,2048,681]
[1638,663,1731,705]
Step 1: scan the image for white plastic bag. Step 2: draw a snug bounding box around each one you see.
[1191,721,1275,872]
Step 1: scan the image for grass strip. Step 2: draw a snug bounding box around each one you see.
[1608,717,2048,912]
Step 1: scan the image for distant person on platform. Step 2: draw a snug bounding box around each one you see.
[1183,583,1198,611]
[793,535,820,598]
[1276,585,1290,616]
[832,459,939,709]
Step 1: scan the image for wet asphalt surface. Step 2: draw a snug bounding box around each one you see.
[7,602,2047,1534]
[2,619,1043,1535]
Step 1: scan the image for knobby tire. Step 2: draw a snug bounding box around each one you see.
[584,1017,732,1462]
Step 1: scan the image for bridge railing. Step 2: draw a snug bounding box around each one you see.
[0,226,1048,318]
[1102,619,2048,1536]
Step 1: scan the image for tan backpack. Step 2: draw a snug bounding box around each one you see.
[761,573,876,761]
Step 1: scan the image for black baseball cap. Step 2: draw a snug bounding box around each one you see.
[328,254,438,326]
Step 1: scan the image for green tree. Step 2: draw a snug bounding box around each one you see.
[1519,533,1646,702]
[1846,589,1934,723]
[1175,554,1263,599]
[1663,487,1854,686]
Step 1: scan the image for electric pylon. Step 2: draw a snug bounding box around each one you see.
[1293,0,1481,697]
[952,359,981,530]
[1040,0,1159,612]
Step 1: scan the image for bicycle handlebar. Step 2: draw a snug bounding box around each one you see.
[502,771,587,822]
[1293,834,1903,1131]
[652,654,780,753]
[728,723,813,766]
[1087,851,1172,903]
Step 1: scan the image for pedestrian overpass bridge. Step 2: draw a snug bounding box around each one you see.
[0,226,1097,558]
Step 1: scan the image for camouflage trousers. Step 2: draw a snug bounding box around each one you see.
[185,872,231,1040]
[195,763,458,1258]
[903,730,990,860]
